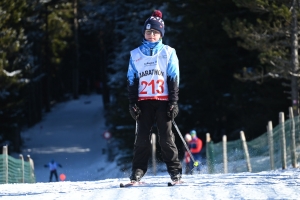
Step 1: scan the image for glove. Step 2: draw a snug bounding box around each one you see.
[167,102,179,120]
[129,103,141,120]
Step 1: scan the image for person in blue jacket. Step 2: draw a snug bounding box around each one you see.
[44,159,62,182]
[127,10,182,183]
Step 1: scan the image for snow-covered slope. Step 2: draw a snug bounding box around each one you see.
[1,170,300,199]
[20,94,125,182]
[2,94,300,199]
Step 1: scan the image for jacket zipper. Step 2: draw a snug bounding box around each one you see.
[150,48,153,56]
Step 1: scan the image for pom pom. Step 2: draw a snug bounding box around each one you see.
[152,10,162,18]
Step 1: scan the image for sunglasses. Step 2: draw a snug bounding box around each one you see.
[145,29,160,35]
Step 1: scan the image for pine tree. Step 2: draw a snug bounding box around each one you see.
[0,0,74,150]
[223,0,299,115]
[0,0,32,151]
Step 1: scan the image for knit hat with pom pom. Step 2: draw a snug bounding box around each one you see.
[143,10,165,37]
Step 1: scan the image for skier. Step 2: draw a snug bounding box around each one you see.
[188,130,202,173]
[127,9,182,183]
[44,159,62,182]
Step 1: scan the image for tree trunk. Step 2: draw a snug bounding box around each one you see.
[73,0,79,99]
[290,0,299,116]
[44,3,51,112]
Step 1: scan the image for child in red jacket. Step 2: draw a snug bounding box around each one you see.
[188,130,202,174]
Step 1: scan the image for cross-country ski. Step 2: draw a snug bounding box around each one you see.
[120,182,145,188]
[167,181,184,186]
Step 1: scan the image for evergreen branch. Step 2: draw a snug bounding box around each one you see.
[289,71,300,77]
[234,72,278,84]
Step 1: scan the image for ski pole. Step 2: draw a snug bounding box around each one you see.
[135,120,138,134]
[172,120,200,171]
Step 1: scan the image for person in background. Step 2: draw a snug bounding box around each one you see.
[127,9,182,183]
[188,130,202,174]
[44,159,62,182]
[184,133,192,174]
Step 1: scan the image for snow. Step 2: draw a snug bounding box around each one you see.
[1,93,300,199]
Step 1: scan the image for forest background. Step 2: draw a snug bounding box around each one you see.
[1,0,298,170]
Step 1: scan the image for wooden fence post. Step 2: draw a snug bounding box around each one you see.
[240,131,252,172]
[223,135,228,174]
[3,146,8,183]
[206,133,210,172]
[19,154,24,183]
[267,121,275,170]
[151,133,156,175]
[27,155,35,183]
[279,112,287,169]
[206,133,214,174]
[289,107,298,168]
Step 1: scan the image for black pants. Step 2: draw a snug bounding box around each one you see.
[49,169,58,182]
[132,100,182,175]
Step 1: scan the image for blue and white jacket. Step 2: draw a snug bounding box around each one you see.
[127,39,179,103]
